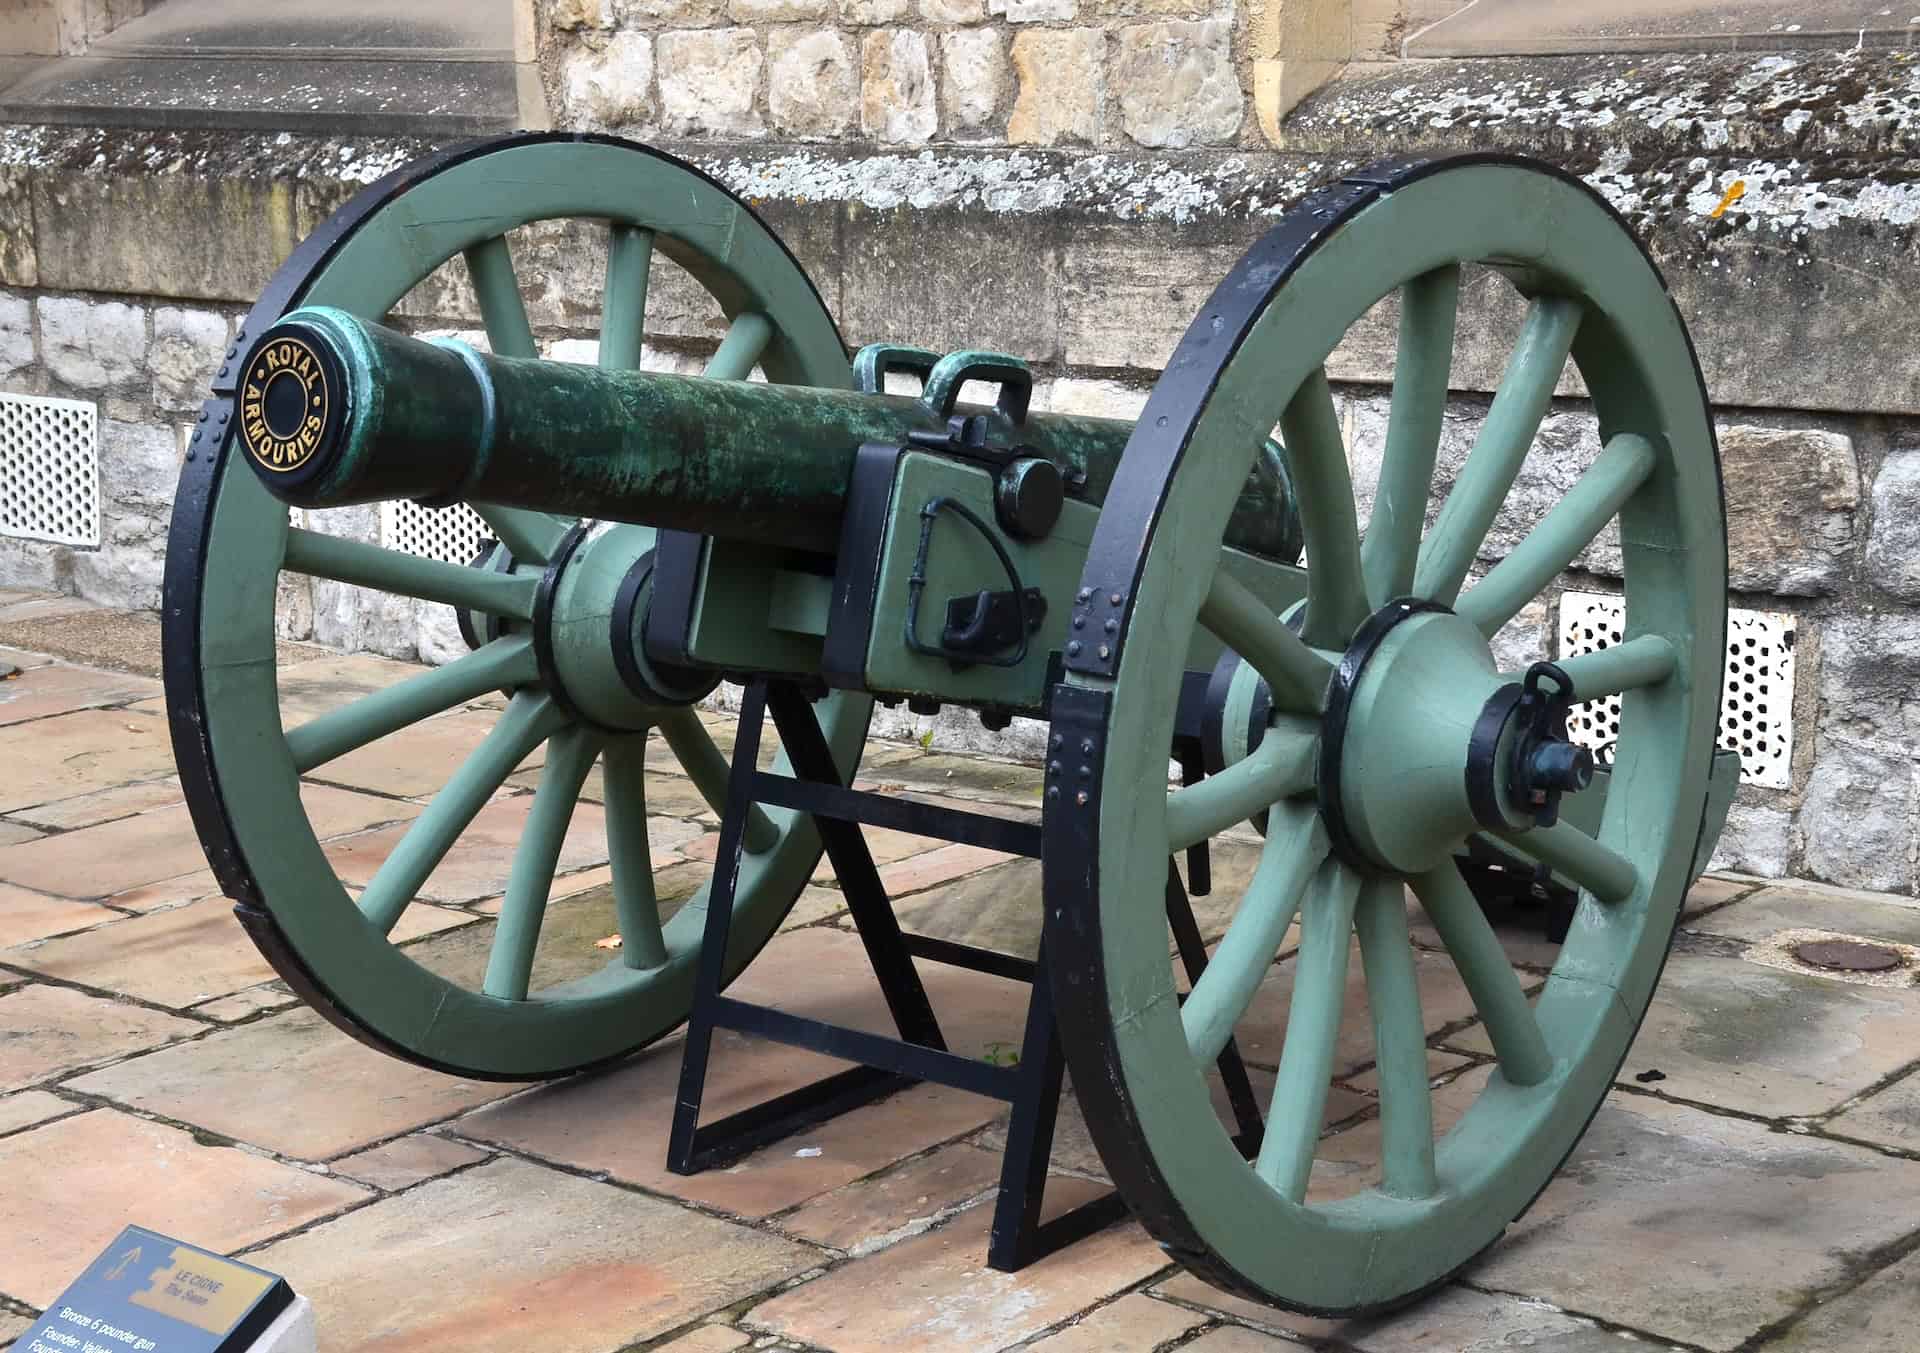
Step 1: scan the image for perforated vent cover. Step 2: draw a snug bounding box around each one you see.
[1559,591,1795,790]
[381,500,492,565]
[0,393,100,548]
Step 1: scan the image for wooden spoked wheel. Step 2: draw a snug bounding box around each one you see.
[1044,156,1725,1313]
[163,135,871,1080]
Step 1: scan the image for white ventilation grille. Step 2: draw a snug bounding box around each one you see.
[0,393,100,547]
[381,500,492,565]
[1559,591,1795,789]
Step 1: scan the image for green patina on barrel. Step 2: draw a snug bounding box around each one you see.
[238,306,1302,561]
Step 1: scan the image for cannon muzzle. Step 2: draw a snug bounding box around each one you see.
[236,306,1302,560]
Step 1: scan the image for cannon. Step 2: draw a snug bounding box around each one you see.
[162,133,1735,1315]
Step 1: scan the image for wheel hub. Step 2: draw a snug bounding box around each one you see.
[1318,601,1592,876]
[461,522,718,732]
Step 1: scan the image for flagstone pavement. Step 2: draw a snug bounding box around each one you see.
[4,588,1920,1352]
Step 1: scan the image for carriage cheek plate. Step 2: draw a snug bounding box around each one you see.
[238,335,334,475]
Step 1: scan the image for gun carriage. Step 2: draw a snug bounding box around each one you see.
[163,133,1734,1315]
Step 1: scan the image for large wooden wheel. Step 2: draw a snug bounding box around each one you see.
[163,134,871,1080]
[1043,156,1726,1313]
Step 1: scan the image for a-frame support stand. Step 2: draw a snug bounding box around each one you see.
[667,679,1263,1271]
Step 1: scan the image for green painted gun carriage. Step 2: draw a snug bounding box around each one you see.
[161,133,1738,1315]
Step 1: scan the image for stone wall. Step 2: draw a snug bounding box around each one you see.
[6,40,1920,895]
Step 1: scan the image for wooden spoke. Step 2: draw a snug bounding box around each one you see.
[1282,369,1370,648]
[602,734,668,969]
[1458,434,1657,636]
[287,634,537,773]
[704,312,773,382]
[1166,723,1316,853]
[468,504,571,568]
[358,692,567,935]
[283,527,538,619]
[1255,863,1362,1202]
[599,224,656,372]
[1488,820,1638,904]
[1411,864,1553,1086]
[657,708,778,853]
[1355,875,1437,1199]
[1363,265,1460,608]
[1413,297,1584,607]
[484,724,603,1000]
[1538,634,1676,702]
[462,234,537,358]
[1199,571,1334,715]
[1182,806,1328,1065]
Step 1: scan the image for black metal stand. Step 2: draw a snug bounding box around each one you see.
[667,678,1264,1271]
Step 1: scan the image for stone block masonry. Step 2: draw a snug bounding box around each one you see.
[8,35,1920,895]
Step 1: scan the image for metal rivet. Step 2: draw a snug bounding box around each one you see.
[1075,790,1088,806]
[1072,616,1084,629]
[1047,785,1061,800]
[1077,588,1092,603]
[1078,765,1090,779]
[218,366,230,378]
[1097,644,1110,660]
[197,410,209,423]
[1050,733,1063,749]
[1108,593,1122,606]
[1080,739,1094,755]
[1047,760,1061,775]
[1067,641,1082,656]
[1104,619,1117,633]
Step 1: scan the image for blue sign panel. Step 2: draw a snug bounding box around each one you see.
[21,1226,293,1353]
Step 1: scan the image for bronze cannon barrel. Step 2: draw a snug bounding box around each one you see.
[234,306,1301,560]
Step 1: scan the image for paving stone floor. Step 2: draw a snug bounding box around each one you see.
[5,589,1920,1351]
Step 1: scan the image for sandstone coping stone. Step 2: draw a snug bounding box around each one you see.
[0,163,34,288]
[561,28,654,128]
[861,30,937,145]
[38,294,143,391]
[769,30,857,140]
[246,1156,821,1352]
[0,1108,368,1310]
[1112,20,1243,149]
[939,27,1005,134]
[657,29,765,138]
[1007,30,1101,146]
